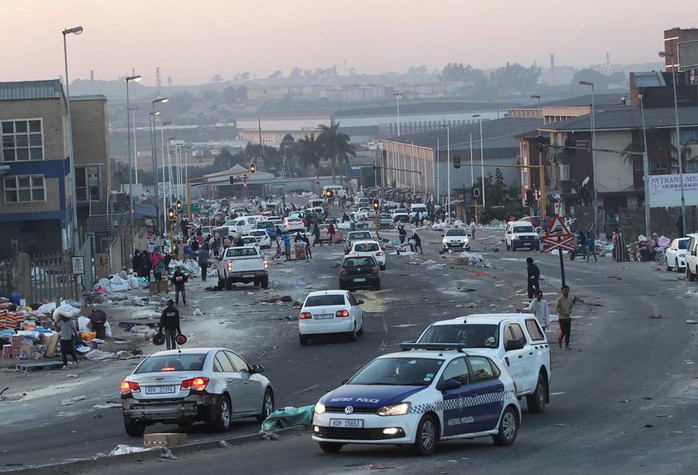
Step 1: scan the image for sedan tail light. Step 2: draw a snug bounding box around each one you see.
[372,266,380,273]
[181,377,210,392]
[299,312,312,320]
[121,380,140,394]
[336,310,349,318]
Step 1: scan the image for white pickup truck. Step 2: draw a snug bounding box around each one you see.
[217,246,269,290]
[413,313,552,413]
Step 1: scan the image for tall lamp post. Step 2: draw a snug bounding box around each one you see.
[394,92,403,136]
[473,115,485,208]
[578,80,598,233]
[659,50,686,236]
[531,94,543,216]
[151,97,168,235]
[125,74,142,256]
[442,124,451,222]
[639,94,651,238]
[62,25,83,253]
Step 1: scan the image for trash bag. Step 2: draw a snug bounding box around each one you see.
[260,405,315,431]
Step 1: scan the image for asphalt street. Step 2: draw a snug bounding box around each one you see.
[3,220,698,475]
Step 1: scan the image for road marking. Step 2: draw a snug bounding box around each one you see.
[393,323,419,328]
[550,392,566,396]
[292,384,319,395]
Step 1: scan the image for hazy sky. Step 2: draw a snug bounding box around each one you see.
[3,0,695,86]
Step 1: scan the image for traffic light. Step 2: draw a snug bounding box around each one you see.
[229,176,235,184]
[167,207,176,222]
[249,163,256,173]
[453,155,461,169]
[372,199,380,210]
[243,174,248,184]
[525,189,535,206]
[325,189,334,199]
[175,200,183,212]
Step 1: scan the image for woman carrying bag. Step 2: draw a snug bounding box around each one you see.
[58,315,79,369]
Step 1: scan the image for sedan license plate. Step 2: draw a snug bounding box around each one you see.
[315,314,334,320]
[242,274,255,278]
[144,385,176,395]
[330,418,363,428]
[354,278,366,282]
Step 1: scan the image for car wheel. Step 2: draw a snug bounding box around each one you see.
[348,323,358,342]
[210,394,232,432]
[225,278,233,291]
[299,334,309,346]
[217,278,224,289]
[319,442,343,453]
[526,374,547,414]
[506,242,510,250]
[689,267,696,282]
[253,279,259,287]
[256,389,275,423]
[123,414,146,437]
[492,406,519,446]
[511,245,516,252]
[261,276,269,289]
[667,259,673,271]
[412,414,438,455]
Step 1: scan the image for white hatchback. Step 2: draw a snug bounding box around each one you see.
[666,237,689,272]
[347,239,386,270]
[298,290,364,345]
[247,230,272,248]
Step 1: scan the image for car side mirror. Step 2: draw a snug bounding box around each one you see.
[437,379,462,391]
[252,364,264,374]
[505,339,525,351]
[357,299,364,305]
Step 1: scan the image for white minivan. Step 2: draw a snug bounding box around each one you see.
[410,203,428,221]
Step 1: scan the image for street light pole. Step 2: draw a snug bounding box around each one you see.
[151,97,168,236]
[639,94,651,238]
[435,136,440,202]
[62,25,83,254]
[125,74,142,257]
[394,92,403,136]
[578,80,598,233]
[444,123,451,222]
[659,50,687,236]
[473,115,486,208]
[531,94,543,217]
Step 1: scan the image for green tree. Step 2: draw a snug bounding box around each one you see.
[440,63,486,83]
[297,134,322,175]
[317,122,356,184]
[489,63,541,95]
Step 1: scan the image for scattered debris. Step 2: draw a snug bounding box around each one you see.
[458,287,477,292]
[60,395,86,406]
[649,314,662,319]
[219,440,233,448]
[160,448,177,460]
[686,320,698,324]
[93,402,121,409]
[260,431,279,441]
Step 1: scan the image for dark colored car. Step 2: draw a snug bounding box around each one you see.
[339,255,381,291]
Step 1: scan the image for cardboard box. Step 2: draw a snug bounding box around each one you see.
[454,257,469,266]
[18,345,34,360]
[158,280,169,293]
[143,433,187,448]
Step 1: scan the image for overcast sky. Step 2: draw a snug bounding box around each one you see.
[3,0,694,86]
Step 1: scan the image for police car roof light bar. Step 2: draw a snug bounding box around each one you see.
[398,342,468,353]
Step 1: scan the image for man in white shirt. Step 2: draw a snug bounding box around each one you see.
[527,289,550,331]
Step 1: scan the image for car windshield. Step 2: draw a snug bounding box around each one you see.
[343,256,375,267]
[135,354,206,373]
[224,247,258,257]
[446,229,467,236]
[355,243,379,252]
[417,324,499,349]
[349,357,444,386]
[257,222,273,229]
[514,226,535,233]
[305,294,345,306]
[350,232,371,240]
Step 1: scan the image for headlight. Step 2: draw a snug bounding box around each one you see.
[377,402,411,416]
[314,402,326,415]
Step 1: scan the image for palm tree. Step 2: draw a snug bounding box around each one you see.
[317,122,356,184]
[297,134,321,175]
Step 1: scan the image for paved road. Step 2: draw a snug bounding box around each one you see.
[4,223,698,474]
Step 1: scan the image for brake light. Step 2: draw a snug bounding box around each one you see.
[339,268,347,275]
[336,310,349,318]
[121,381,140,394]
[299,312,312,319]
[181,377,210,392]
[263,258,269,270]
[373,266,380,273]
[161,367,176,372]
[226,261,233,271]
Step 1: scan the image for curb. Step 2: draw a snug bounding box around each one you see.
[4,425,307,475]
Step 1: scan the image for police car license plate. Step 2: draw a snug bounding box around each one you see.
[145,385,176,395]
[242,274,255,278]
[354,278,366,282]
[330,418,363,428]
[315,314,333,319]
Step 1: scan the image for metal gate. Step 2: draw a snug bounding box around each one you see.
[28,252,75,304]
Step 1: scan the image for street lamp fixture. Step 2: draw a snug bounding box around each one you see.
[638,94,651,238]
[578,80,598,233]
[659,50,687,236]
[125,74,142,256]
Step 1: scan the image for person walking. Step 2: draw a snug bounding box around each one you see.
[158,299,182,350]
[554,285,576,349]
[282,232,292,261]
[170,266,189,306]
[585,233,597,263]
[150,250,165,282]
[615,229,630,262]
[412,230,423,254]
[58,315,79,369]
[398,225,407,245]
[198,245,210,281]
[312,223,321,247]
[527,289,550,331]
[469,220,476,239]
[526,257,540,300]
[327,222,336,245]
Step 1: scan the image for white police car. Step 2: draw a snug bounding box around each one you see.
[312,344,521,455]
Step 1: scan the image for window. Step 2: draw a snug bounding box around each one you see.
[347,292,359,306]
[468,356,499,382]
[135,354,206,373]
[225,351,250,372]
[75,165,101,202]
[214,352,235,372]
[305,294,346,307]
[506,323,527,344]
[1,119,43,162]
[441,357,469,385]
[525,319,545,341]
[4,175,45,203]
[634,163,642,171]
[559,164,570,180]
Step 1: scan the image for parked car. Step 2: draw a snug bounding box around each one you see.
[284,217,305,233]
[685,234,698,281]
[504,221,540,251]
[344,230,373,253]
[239,236,259,248]
[378,213,393,228]
[391,209,410,223]
[339,255,381,291]
[442,228,470,251]
[312,346,520,454]
[247,230,272,249]
[666,237,689,272]
[347,239,386,270]
[120,348,274,436]
[414,313,551,413]
[298,290,364,345]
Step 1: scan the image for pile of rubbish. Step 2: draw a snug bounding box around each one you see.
[458,251,491,268]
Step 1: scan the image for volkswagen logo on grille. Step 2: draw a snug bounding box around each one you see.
[344,406,354,415]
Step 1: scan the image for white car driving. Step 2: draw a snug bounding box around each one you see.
[247,230,272,248]
[442,228,470,251]
[347,239,386,270]
[298,290,364,345]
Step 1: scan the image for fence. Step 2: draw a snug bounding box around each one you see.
[25,252,76,304]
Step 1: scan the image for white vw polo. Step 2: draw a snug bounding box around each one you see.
[312,344,521,455]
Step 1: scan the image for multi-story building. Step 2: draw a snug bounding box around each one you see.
[0,80,110,257]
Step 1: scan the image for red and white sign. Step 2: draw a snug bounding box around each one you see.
[543,215,575,254]
[543,236,576,253]
[545,215,573,239]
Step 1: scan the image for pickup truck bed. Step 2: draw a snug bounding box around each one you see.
[217,246,269,290]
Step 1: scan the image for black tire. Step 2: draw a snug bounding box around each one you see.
[526,374,547,414]
[676,260,682,273]
[492,406,519,446]
[412,414,438,456]
[225,278,233,290]
[347,323,357,342]
[299,334,309,346]
[253,280,259,287]
[357,323,364,335]
[689,267,696,282]
[319,442,343,453]
[210,394,232,432]
[123,414,146,437]
[261,276,269,289]
[506,242,510,250]
[217,278,224,289]
[511,245,516,252]
[256,389,274,423]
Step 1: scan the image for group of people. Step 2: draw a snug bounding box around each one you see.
[525,257,579,350]
[397,225,423,254]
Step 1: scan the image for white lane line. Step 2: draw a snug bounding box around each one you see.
[293,384,319,395]
[550,392,566,396]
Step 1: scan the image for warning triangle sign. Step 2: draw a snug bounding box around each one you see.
[545,215,573,239]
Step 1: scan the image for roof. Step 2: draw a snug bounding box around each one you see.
[631,72,667,88]
[0,80,63,101]
[531,93,630,108]
[152,348,218,355]
[542,106,698,132]
[335,101,516,118]
[306,289,350,296]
